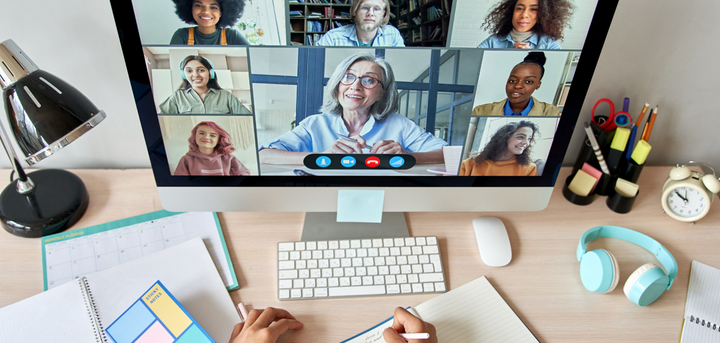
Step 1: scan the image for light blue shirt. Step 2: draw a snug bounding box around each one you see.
[478,33,561,49]
[260,112,447,153]
[503,97,534,116]
[316,24,405,47]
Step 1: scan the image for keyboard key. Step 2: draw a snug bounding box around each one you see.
[408,274,419,283]
[278,242,295,251]
[301,251,311,259]
[291,289,302,298]
[318,241,328,250]
[340,277,351,286]
[423,245,439,254]
[322,269,332,277]
[295,242,305,251]
[314,288,328,297]
[394,238,405,246]
[330,259,340,267]
[401,284,412,293]
[279,252,289,260]
[387,284,400,294]
[302,288,313,298]
[383,238,394,247]
[375,257,386,266]
[310,269,321,278]
[346,249,356,258]
[333,268,343,277]
[374,276,385,284]
[329,241,339,249]
[361,239,372,248]
[405,237,416,246]
[397,256,408,265]
[329,278,339,287]
[385,275,396,284]
[339,240,350,249]
[351,277,362,286]
[312,251,323,259]
[357,249,368,257]
[389,266,401,274]
[279,270,298,279]
[416,237,427,245]
[386,257,397,265]
[419,273,444,283]
[397,274,408,284]
[372,239,383,247]
[430,254,442,272]
[423,264,434,273]
[412,247,423,255]
[308,260,318,269]
[390,247,401,256]
[319,259,329,268]
[279,280,293,289]
[290,251,301,260]
[434,282,446,292]
[299,270,309,278]
[401,247,412,256]
[344,267,355,276]
[378,266,389,275]
[356,267,367,276]
[423,283,434,292]
[306,279,316,288]
[296,260,306,269]
[306,241,317,250]
[341,258,352,267]
[335,250,345,258]
[350,240,361,248]
[411,283,423,293]
[401,265,412,274]
[419,255,430,264]
[317,278,327,287]
[329,285,386,297]
[280,289,290,299]
[426,237,437,245]
[279,261,294,270]
[362,276,373,285]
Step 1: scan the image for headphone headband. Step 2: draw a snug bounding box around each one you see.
[576,226,678,289]
[179,56,215,79]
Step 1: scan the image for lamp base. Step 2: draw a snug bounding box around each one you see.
[0,169,89,238]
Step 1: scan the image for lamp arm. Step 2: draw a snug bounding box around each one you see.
[0,120,34,194]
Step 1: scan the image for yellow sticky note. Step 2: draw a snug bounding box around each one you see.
[615,178,639,197]
[568,170,598,197]
[631,140,652,165]
[610,128,631,151]
[142,283,191,337]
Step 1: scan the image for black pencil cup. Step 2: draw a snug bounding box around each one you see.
[562,175,596,205]
[617,158,644,183]
[606,189,638,214]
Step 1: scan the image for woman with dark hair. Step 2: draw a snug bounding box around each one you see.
[169,0,249,45]
[459,120,539,176]
[159,55,251,114]
[472,52,560,116]
[175,121,251,176]
[478,0,574,49]
[259,53,447,165]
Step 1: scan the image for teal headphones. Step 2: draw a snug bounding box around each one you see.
[179,56,215,80]
[577,226,678,306]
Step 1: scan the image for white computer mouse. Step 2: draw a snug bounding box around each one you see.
[473,217,512,267]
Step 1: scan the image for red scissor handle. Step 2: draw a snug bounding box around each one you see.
[592,98,616,131]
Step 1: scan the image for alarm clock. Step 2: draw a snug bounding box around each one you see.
[661,161,720,223]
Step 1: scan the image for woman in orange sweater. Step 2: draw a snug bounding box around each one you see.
[460,120,539,176]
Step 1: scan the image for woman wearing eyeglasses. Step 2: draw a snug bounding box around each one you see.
[259,53,447,165]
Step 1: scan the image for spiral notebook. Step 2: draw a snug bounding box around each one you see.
[0,238,240,343]
[680,260,720,343]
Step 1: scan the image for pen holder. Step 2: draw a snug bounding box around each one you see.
[606,189,638,214]
[594,173,616,196]
[617,158,644,183]
[562,175,596,205]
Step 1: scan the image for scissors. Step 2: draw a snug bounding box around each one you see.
[591,98,632,132]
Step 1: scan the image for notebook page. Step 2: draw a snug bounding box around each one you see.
[414,276,538,343]
[680,261,720,343]
[0,280,100,342]
[87,238,240,343]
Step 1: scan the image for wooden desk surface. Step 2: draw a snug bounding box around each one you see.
[1,167,718,342]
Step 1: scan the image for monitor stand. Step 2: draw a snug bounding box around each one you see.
[300,212,410,241]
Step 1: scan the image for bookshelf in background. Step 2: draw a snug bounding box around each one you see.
[288,0,400,46]
[397,0,452,47]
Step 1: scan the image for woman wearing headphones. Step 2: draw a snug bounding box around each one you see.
[159,55,251,114]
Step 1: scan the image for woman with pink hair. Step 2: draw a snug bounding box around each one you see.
[175,121,251,176]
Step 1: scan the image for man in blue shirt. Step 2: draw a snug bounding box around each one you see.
[316,0,405,47]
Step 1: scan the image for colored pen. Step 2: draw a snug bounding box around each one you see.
[625,125,637,160]
[584,122,610,174]
[237,303,249,322]
[642,106,658,142]
[400,333,430,340]
[607,127,630,174]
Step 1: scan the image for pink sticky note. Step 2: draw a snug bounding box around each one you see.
[581,163,603,193]
[135,321,175,343]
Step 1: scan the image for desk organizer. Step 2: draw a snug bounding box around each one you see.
[564,122,642,213]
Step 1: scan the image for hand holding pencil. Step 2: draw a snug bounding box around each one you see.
[383,307,437,343]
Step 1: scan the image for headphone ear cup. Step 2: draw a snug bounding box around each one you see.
[580,249,619,293]
[210,69,215,79]
[669,166,691,180]
[623,263,669,306]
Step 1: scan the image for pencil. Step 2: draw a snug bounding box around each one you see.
[635,103,649,127]
[642,106,658,141]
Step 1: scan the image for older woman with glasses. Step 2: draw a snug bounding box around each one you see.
[259,53,447,165]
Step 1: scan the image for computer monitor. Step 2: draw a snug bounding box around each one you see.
[109,0,618,238]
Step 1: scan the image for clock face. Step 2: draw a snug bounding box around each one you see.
[665,187,707,219]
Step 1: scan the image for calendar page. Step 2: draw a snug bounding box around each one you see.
[41,211,238,291]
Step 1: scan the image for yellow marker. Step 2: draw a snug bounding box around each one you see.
[610,127,631,151]
[615,178,639,197]
[630,140,652,165]
[569,170,599,197]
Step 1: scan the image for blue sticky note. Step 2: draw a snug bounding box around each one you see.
[106,300,156,343]
[336,190,384,223]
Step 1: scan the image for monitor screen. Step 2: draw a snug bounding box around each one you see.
[109,0,618,213]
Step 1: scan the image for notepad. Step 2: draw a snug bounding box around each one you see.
[680,261,720,342]
[342,276,538,342]
[42,211,238,291]
[0,238,241,343]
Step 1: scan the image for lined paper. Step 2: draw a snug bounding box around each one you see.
[415,276,538,343]
[681,261,720,343]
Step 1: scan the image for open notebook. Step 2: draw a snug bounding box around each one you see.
[0,238,240,343]
[680,260,720,343]
[343,276,538,342]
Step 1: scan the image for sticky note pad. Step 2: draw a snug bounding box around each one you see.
[142,283,192,337]
[581,163,603,193]
[631,140,652,165]
[615,178,639,197]
[568,170,598,197]
[610,127,631,151]
[337,190,384,223]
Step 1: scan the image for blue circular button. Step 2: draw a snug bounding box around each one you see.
[340,156,356,168]
[315,156,331,168]
[389,156,405,168]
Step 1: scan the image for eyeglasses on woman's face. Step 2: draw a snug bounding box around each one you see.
[340,72,384,89]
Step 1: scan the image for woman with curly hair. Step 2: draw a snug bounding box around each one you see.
[459,120,539,176]
[175,121,251,176]
[478,0,574,49]
[169,0,249,45]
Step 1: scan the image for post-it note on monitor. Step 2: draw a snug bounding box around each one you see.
[337,190,384,223]
[568,170,598,197]
[615,178,639,197]
[105,281,215,343]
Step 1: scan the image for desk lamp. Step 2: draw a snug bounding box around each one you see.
[0,39,106,238]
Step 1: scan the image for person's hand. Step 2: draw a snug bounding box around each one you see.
[382,307,437,343]
[369,140,407,154]
[325,135,367,153]
[514,41,531,49]
[228,307,303,343]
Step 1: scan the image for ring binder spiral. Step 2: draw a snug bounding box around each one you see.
[79,277,107,343]
[680,261,720,343]
[688,315,719,332]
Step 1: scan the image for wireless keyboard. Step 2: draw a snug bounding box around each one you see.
[277,236,446,300]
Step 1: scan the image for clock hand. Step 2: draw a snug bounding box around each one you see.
[675,190,688,203]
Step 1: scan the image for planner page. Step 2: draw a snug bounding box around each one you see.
[680,260,720,343]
